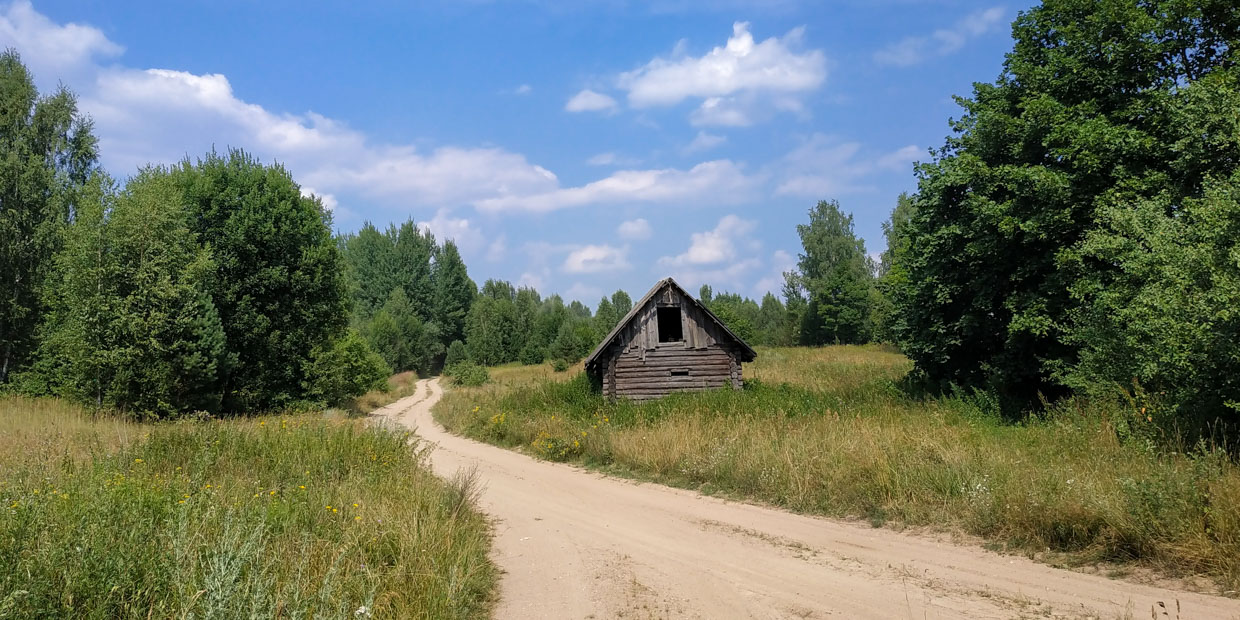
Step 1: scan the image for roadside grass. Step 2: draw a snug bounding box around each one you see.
[349,371,421,414]
[433,345,1240,593]
[0,396,495,619]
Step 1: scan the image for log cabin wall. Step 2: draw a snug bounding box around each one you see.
[596,282,746,401]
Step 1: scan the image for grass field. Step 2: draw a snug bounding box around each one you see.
[0,393,495,619]
[434,345,1240,593]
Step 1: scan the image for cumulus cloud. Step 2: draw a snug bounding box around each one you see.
[514,83,532,95]
[475,159,762,213]
[0,0,121,83]
[565,88,618,113]
[617,218,653,241]
[659,215,757,266]
[772,134,919,197]
[874,7,1005,67]
[618,22,826,125]
[563,244,631,274]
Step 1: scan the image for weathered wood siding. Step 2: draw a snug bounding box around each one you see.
[598,284,744,401]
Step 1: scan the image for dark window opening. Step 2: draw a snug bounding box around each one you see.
[657,306,683,342]
[671,369,690,376]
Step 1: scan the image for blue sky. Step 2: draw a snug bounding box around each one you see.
[5,0,1029,306]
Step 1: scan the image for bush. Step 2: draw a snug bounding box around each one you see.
[551,358,570,372]
[303,330,391,407]
[445,361,489,386]
[444,340,468,369]
[518,343,545,366]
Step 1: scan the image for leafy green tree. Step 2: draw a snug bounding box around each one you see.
[432,241,475,346]
[567,300,592,320]
[0,50,99,383]
[594,296,617,339]
[698,284,713,305]
[792,200,874,345]
[709,302,756,345]
[517,342,546,366]
[303,329,390,407]
[443,340,468,368]
[29,171,226,417]
[757,293,788,346]
[392,220,436,317]
[611,290,632,319]
[898,0,1240,407]
[169,149,348,411]
[464,294,517,366]
[341,223,396,319]
[549,320,594,364]
[873,193,916,343]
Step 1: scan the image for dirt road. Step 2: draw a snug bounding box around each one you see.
[374,379,1240,619]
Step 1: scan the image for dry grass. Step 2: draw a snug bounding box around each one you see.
[434,345,1240,593]
[349,371,422,414]
[0,396,495,619]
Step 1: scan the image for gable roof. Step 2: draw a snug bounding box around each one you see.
[584,277,757,371]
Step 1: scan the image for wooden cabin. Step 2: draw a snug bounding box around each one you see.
[584,278,757,401]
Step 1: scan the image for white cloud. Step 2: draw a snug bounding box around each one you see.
[299,186,338,212]
[565,88,618,113]
[0,0,121,82]
[659,215,757,266]
[773,134,874,197]
[617,218,653,241]
[585,151,640,166]
[754,249,796,296]
[514,83,532,95]
[563,244,630,274]
[419,209,487,254]
[486,234,507,262]
[619,22,826,107]
[658,258,762,295]
[683,130,727,154]
[874,7,1005,67]
[876,144,921,171]
[476,159,762,213]
[565,282,604,304]
[517,271,547,291]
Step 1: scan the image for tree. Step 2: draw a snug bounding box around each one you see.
[611,290,633,318]
[303,329,390,407]
[873,193,916,343]
[432,240,475,347]
[443,340,468,368]
[594,296,617,339]
[0,50,99,383]
[757,293,787,346]
[464,295,517,366]
[28,171,226,417]
[792,200,874,345]
[169,149,349,411]
[897,0,1240,408]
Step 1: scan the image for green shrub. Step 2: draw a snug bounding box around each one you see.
[446,361,489,386]
[303,330,391,407]
[443,340,468,369]
[551,358,570,372]
[518,343,545,366]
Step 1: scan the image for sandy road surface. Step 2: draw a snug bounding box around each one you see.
[373,379,1240,619]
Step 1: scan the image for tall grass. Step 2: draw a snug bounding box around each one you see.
[434,345,1240,592]
[0,396,494,619]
